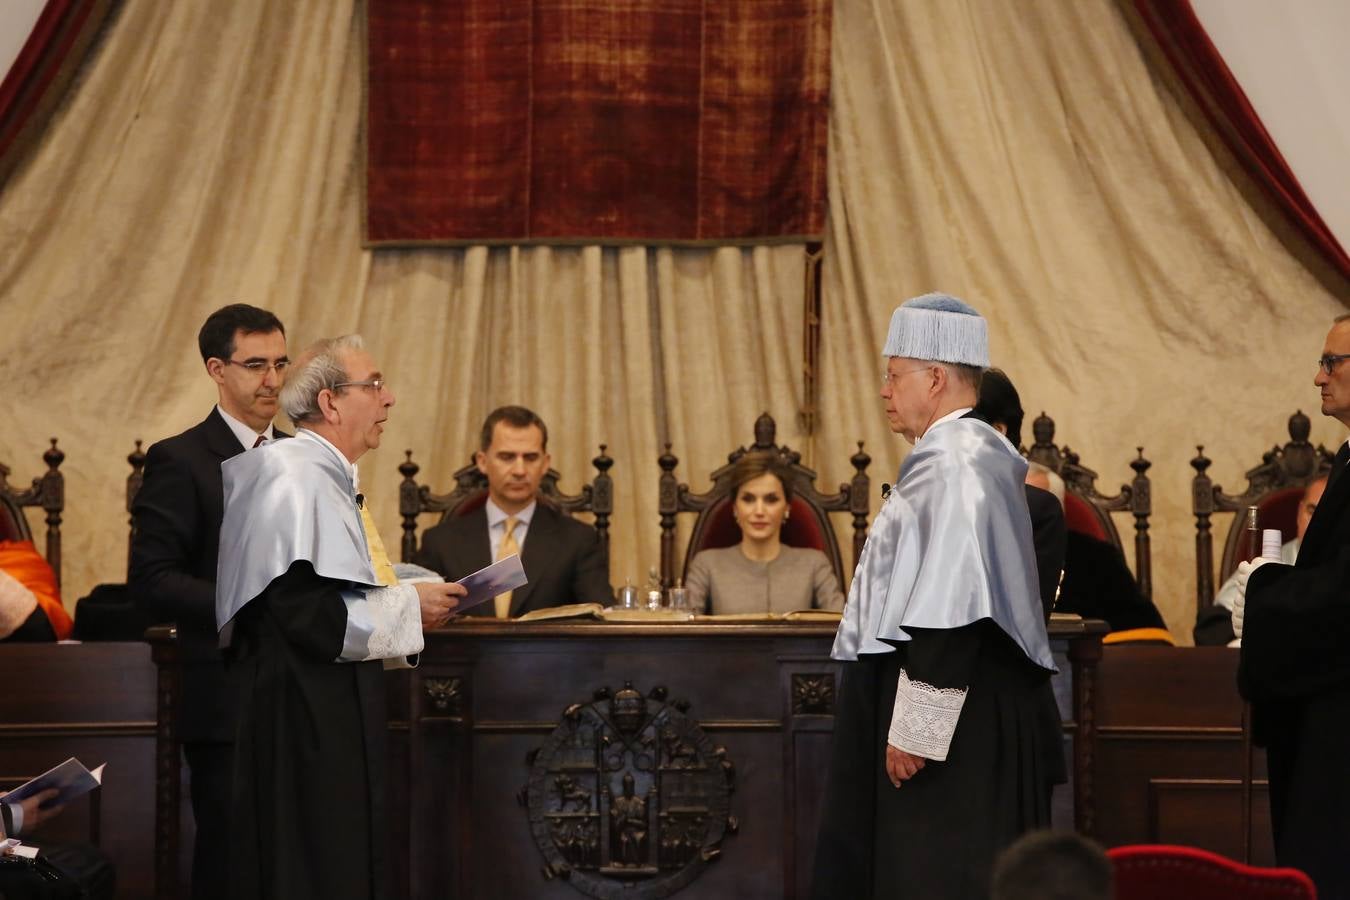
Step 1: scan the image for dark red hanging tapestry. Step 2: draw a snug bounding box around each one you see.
[366,1,832,246]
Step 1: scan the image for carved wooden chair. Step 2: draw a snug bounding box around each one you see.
[398,446,615,562]
[1026,412,1155,603]
[1191,410,1334,613]
[0,439,66,586]
[126,439,147,574]
[657,412,871,589]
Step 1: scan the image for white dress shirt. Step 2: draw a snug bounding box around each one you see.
[486,497,536,560]
[216,404,275,450]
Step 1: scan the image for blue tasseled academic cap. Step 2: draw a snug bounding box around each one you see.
[882,292,989,366]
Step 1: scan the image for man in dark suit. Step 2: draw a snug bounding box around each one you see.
[129,303,288,900]
[1238,314,1350,899]
[415,406,612,616]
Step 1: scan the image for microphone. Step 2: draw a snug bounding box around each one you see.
[881,483,892,500]
[355,493,365,508]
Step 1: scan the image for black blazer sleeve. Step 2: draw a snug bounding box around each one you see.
[1025,485,1066,624]
[569,525,613,605]
[129,438,218,631]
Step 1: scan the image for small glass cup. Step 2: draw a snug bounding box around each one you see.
[618,583,640,609]
[667,584,690,611]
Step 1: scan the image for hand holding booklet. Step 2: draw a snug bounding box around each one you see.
[4,758,104,808]
[451,554,528,614]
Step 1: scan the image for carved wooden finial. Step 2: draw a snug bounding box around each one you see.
[753,412,776,449]
[1190,445,1211,476]
[44,437,64,471]
[851,440,870,475]
[1289,410,1311,443]
[658,442,678,474]
[1130,447,1151,477]
[1032,412,1054,446]
[399,449,420,481]
[592,444,613,474]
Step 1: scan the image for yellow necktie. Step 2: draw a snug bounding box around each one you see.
[358,500,399,587]
[495,516,520,618]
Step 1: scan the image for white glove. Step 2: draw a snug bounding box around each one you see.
[1231,558,1273,639]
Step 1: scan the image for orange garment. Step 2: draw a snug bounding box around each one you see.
[0,540,72,640]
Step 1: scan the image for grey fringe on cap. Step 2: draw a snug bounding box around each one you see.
[882,292,989,367]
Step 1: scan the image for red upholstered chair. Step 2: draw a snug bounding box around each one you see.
[1191,410,1334,614]
[0,439,65,586]
[657,412,871,589]
[397,445,614,562]
[1026,412,1155,602]
[1108,845,1315,899]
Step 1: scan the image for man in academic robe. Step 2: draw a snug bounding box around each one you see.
[1236,314,1350,899]
[129,303,289,900]
[415,405,612,617]
[811,293,1057,900]
[216,335,464,900]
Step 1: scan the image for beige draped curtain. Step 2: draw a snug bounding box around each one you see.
[1,0,1345,640]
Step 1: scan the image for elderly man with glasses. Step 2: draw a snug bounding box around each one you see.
[811,293,1056,900]
[130,302,291,900]
[216,335,463,900]
[1236,314,1350,900]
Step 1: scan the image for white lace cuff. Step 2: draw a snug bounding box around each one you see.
[887,668,967,761]
[339,584,424,663]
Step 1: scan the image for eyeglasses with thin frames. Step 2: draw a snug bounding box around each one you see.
[222,358,289,375]
[1318,354,1350,375]
[333,378,386,393]
[880,367,932,389]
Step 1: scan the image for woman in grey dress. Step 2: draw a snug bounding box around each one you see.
[685,452,845,614]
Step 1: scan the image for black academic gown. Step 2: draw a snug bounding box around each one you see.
[1025,485,1069,794]
[1239,453,1350,900]
[227,561,388,900]
[812,621,1055,900]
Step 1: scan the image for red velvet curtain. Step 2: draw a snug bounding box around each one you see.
[366,0,832,246]
[0,0,113,188]
[1133,0,1350,281]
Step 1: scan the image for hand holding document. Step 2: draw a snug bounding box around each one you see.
[2,758,104,836]
[451,554,528,615]
[4,758,104,809]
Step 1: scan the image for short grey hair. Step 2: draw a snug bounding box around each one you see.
[280,334,364,424]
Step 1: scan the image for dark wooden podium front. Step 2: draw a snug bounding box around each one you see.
[148,619,1105,900]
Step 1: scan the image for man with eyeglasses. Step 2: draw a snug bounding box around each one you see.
[130,302,289,900]
[812,293,1055,900]
[216,335,463,899]
[1236,315,1350,899]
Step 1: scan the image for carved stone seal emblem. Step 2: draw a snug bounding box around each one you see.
[523,682,737,899]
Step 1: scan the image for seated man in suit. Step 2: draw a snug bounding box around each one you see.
[1194,474,1328,646]
[1027,466,1168,634]
[415,406,613,616]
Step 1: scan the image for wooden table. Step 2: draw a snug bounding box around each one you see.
[145,617,1106,900]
